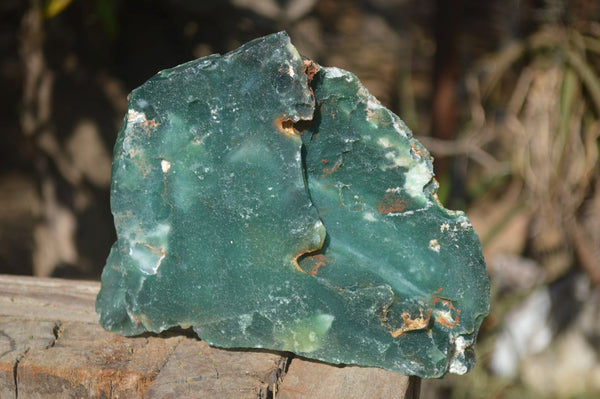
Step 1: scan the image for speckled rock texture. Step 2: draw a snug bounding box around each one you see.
[96,32,490,378]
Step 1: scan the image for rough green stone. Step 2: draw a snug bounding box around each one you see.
[96,32,490,378]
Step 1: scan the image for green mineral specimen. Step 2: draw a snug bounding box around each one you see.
[96,31,490,378]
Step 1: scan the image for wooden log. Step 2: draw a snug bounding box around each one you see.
[277,359,419,398]
[0,274,417,398]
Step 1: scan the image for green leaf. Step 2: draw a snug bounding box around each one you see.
[43,0,75,19]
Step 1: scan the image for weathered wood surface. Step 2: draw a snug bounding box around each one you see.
[0,274,417,398]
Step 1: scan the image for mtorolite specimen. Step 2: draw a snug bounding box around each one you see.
[96,32,490,378]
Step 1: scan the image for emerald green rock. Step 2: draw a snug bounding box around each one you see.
[97,32,490,378]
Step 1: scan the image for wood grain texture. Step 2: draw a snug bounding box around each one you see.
[277,359,414,399]
[0,274,415,398]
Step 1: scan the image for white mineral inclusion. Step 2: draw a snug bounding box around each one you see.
[127,109,147,124]
[378,139,433,201]
[429,239,441,252]
[403,159,433,200]
[121,110,149,158]
[238,313,253,334]
[363,212,377,222]
[161,159,171,173]
[124,223,171,275]
[448,335,471,375]
[287,63,295,77]
[315,313,335,331]
[277,314,335,353]
[324,67,353,82]
[377,137,389,148]
[136,99,149,109]
[312,220,326,243]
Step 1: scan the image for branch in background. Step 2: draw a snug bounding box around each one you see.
[564,48,600,116]
[416,135,501,170]
[569,220,600,286]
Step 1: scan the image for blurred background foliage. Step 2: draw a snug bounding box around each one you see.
[1,0,599,397]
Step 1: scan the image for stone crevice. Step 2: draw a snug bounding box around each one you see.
[267,355,292,399]
[13,348,29,399]
[45,321,62,349]
[290,60,330,270]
